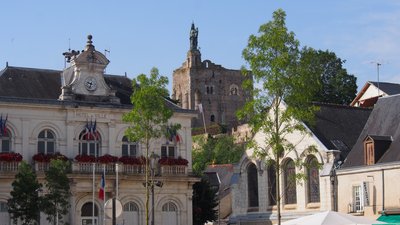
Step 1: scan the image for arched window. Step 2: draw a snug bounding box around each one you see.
[283,159,297,204]
[0,201,10,224]
[0,130,10,152]
[162,202,178,225]
[124,202,139,212]
[81,202,98,216]
[79,130,101,157]
[81,202,99,225]
[247,163,259,208]
[162,202,177,212]
[210,115,215,122]
[267,161,277,206]
[229,84,239,96]
[123,202,139,225]
[122,136,137,157]
[307,155,320,203]
[38,129,55,154]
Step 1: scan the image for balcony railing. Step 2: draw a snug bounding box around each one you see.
[32,161,188,176]
[0,161,20,172]
[160,165,187,175]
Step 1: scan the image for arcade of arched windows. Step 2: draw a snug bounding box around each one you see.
[244,155,322,211]
[0,122,184,161]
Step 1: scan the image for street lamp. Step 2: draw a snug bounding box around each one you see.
[149,152,163,225]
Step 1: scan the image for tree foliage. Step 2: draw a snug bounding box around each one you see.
[41,159,71,225]
[300,47,357,104]
[192,135,245,175]
[192,178,218,225]
[8,161,42,225]
[123,67,180,225]
[239,9,319,225]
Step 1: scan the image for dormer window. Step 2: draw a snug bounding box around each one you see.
[363,135,392,165]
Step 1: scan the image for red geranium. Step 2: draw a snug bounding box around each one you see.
[158,157,188,166]
[33,152,68,162]
[97,154,118,163]
[75,154,96,163]
[0,152,23,162]
[119,156,146,165]
[33,153,51,162]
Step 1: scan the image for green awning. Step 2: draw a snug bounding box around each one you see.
[378,214,400,224]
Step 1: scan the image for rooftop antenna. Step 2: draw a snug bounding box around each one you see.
[62,38,80,68]
[370,61,382,97]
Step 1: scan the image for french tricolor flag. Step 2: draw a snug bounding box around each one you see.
[98,172,105,200]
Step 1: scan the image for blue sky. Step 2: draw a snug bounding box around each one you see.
[1,0,399,92]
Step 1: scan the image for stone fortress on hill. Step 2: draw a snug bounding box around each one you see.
[172,23,250,132]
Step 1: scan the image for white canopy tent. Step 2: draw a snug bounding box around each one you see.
[282,211,387,225]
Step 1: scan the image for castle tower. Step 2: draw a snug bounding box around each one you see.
[172,23,250,131]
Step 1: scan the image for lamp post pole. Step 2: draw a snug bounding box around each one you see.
[149,152,159,225]
[151,167,155,225]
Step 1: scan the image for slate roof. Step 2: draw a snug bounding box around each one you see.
[205,164,234,199]
[0,66,62,100]
[344,94,400,167]
[370,81,400,95]
[0,66,194,113]
[306,103,372,161]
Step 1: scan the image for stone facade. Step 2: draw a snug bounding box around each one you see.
[0,36,198,225]
[229,103,372,224]
[172,23,250,130]
[230,125,334,224]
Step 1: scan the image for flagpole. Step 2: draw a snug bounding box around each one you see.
[92,163,95,225]
[103,164,106,225]
[116,163,119,199]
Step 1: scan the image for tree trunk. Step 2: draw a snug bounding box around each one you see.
[145,138,150,225]
[276,157,281,225]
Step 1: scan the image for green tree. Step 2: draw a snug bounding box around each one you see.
[239,9,319,225]
[123,67,179,225]
[192,178,218,225]
[8,161,42,225]
[41,159,71,225]
[300,47,357,104]
[192,135,245,175]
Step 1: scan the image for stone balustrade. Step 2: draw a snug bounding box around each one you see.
[31,162,187,176]
[160,165,187,175]
[0,161,20,172]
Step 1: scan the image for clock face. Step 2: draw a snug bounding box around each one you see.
[84,76,97,91]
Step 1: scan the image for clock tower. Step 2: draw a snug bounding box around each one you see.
[59,35,120,103]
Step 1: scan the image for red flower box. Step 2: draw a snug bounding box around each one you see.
[75,154,96,163]
[97,154,118,164]
[33,152,68,162]
[0,152,22,162]
[159,157,188,166]
[118,156,146,165]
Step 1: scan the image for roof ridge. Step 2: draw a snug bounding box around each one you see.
[3,66,62,73]
[313,102,373,110]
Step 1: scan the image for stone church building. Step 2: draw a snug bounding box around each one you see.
[0,35,198,225]
[172,23,250,130]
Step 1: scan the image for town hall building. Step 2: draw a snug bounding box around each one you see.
[0,35,198,225]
